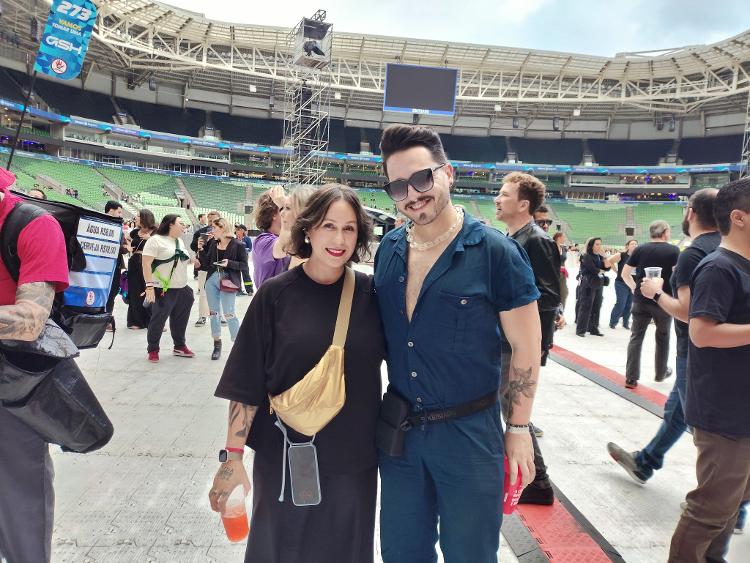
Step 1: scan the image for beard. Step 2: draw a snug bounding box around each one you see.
[403,189,450,226]
[682,217,690,237]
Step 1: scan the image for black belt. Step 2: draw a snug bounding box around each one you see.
[401,390,498,431]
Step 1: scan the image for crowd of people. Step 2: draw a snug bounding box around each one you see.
[2,124,750,563]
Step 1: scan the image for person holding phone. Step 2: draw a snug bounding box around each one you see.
[198,218,250,360]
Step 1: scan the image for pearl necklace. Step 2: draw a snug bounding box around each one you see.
[406,207,465,251]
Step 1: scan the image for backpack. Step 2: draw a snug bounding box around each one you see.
[1,192,122,349]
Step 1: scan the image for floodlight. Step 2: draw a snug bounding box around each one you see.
[573,107,581,117]
[249,85,257,93]
[334,92,342,100]
[494,104,502,112]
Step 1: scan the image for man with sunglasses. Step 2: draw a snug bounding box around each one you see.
[495,173,561,506]
[533,205,554,233]
[374,124,542,562]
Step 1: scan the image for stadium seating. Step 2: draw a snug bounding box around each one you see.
[5,155,110,210]
[513,138,582,165]
[589,139,673,166]
[679,135,743,164]
[99,168,181,205]
[549,200,628,245]
[182,176,247,216]
[632,203,686,240]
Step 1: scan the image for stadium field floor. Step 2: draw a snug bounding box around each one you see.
[51,261,750,562]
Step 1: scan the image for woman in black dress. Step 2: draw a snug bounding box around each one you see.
[127,209,156,329]
[576,236,611,336]
[209,185,384,563]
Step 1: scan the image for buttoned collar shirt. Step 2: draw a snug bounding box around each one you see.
[374,212,540,411]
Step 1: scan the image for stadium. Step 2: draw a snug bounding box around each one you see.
[1,1,750,562]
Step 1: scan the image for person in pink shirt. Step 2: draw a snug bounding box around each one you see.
[0,169,69,563]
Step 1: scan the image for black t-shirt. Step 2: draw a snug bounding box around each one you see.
[215,266,385,474]
[671,232,721,357]
[627,242,680,304]
[615,252,630,281]
[687,248,750,437]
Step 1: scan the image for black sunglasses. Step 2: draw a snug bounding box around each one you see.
[383,164,446,202]
[536,219,553,227]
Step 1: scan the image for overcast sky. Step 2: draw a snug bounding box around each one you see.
[167,0,749,57]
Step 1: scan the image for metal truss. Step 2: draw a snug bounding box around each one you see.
[741,93,750,178]
[2,0,750,119]
[282,11,332,186]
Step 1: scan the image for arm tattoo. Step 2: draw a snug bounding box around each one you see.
[506,365,537,420]
[229,402,258,440]
[0,282,55,341]
[218,465,234,481]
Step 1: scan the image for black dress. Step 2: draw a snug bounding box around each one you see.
[126,229,152,329]
[215,266,385,563]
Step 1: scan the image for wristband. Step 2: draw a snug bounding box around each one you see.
[225,446,244,454]
[506,423,530,435]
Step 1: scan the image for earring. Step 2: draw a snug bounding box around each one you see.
[304,235,310,244]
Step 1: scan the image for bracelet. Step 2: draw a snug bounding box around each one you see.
[506,423,530,435]
[225,446,244,454]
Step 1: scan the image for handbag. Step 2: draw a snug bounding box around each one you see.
[269,267,354,436]
[0,321,114,453]
[220,277,240,293]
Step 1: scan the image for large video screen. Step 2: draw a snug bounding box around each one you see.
[383,64,458,116]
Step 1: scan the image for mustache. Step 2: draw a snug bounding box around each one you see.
[405,195,433,207]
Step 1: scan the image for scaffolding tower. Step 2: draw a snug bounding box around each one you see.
[283,10,333,187]
[741,91,750,179]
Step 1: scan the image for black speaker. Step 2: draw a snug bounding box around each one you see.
[625,227,635,236]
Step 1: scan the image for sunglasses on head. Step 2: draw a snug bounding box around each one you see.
[536,219,553,227]
[383,164,446,202]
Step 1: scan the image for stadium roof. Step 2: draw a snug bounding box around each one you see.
[2,0,749,129]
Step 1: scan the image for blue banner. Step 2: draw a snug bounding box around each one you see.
[33,0,97,80]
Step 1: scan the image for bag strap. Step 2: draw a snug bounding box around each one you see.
[151,239,182,292]
[331,267,355,348]
[0,202,47,283]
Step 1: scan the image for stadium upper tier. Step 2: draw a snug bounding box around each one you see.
[2,147,689,246]
[2,0,750,134]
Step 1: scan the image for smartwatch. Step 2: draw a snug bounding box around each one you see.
[219,449,243,462]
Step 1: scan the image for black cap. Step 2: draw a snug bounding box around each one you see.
[235,224,247,230]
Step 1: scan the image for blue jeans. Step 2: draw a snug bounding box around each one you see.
[609,278,633,328]
[635,354,687,479]
[379,403,504,563]
[204,272,240,340]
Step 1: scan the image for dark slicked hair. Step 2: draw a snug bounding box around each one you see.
[535,204,549,214]
[290,184,374,263]
[254,191,280,232]
[688,188,719,230]
[714,178,750,235]
[155,214,181,236]
[379,124,448,176]
[104,200,122,213]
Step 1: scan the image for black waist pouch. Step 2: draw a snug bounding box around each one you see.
[375,389,411,457]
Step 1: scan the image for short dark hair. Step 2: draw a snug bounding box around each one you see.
[714,178,750,236]
[689,188,719,230]
[552,231,565,243]
[155,214,181,236]
[254,191,280,232]
[105,200,122,213]
[379,124,448,176]
[198,213,206,221]
[502,172,546,215]
[138,208,156,231]
[289,184,374,263]
[535,204,549,215]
